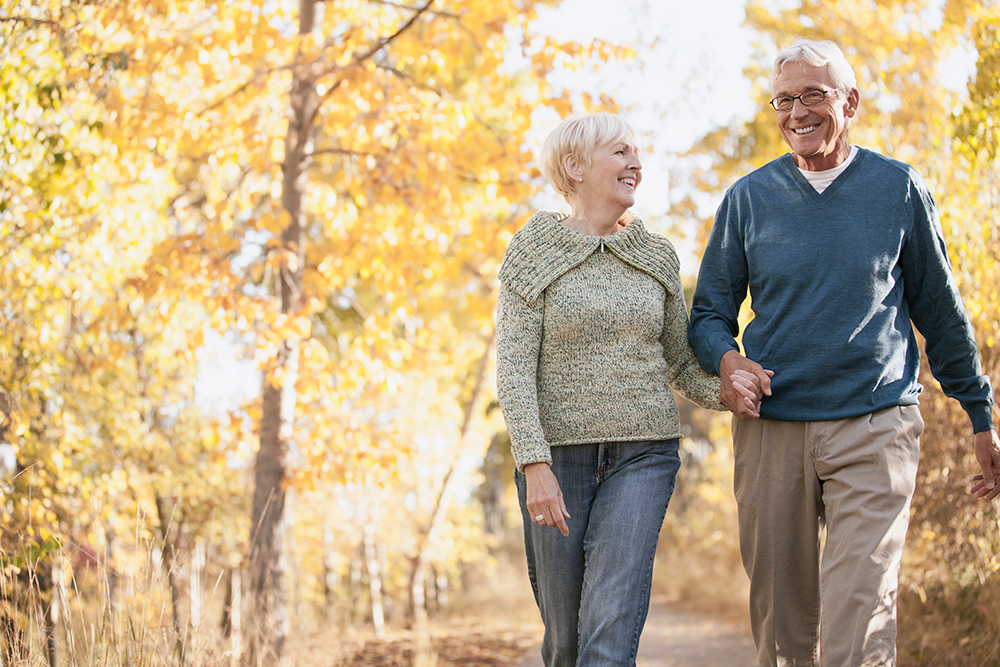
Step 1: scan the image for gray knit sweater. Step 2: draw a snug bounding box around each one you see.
[496,211,724,471]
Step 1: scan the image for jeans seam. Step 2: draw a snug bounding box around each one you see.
[597,442,617,483]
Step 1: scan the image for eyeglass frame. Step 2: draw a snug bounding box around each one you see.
[769,89,838,111]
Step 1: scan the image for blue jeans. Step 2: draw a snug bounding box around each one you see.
[515,439,682,667]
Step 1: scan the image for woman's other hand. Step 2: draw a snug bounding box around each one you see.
[524,462,571,536]
[720,350,774,419]
[730,368,771,419]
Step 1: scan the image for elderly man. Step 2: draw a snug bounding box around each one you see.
[688,39,1000,666]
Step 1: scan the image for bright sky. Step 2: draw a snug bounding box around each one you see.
[527,0,976,254]
[528,0,757,257]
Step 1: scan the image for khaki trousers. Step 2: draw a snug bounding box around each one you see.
[732,406,923,667]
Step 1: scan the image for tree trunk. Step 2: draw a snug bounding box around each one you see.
[190,538,206,638]
[408,334,493,667]
[223,568,242,667]
[244,1,319,664]
[221,568,234,639]
[349,548,363,628]
[363,518,386,639]
[322,522,339,623]
[480,434,507,537]
[155,494,189,667]
[103,524,120,616]
[409,335,493,633]
[38,562,58,667]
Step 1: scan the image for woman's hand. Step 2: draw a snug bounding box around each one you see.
[524,462,571,536]
[730,367,771,419]
[720,350,773,419]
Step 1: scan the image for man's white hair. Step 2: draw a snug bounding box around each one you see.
[769,39,858,96]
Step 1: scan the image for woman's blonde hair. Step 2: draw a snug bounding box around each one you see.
[539,112,640,199]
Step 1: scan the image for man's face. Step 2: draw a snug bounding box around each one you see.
[773,61,859,171]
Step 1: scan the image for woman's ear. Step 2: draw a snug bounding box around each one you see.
[563,153,584,182]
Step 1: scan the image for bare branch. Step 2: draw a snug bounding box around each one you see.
[315,0,436,112]
[0,15,66,36]
[378,64,446,98]
[197,65,290,117]
[306,147,381,158]
[355,0,435,63]
[366,0,459,19]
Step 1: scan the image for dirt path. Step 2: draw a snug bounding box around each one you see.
[517,600,758,667]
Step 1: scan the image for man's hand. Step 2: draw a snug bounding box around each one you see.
[720,350,774,420]
[970,429,1000,500]
[524,462,571,536]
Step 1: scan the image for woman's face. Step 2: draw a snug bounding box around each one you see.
[578,139,642,210]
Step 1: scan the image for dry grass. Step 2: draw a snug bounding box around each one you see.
[1,531,541,667]
[6,515,999,667]
[897,577,1000,667]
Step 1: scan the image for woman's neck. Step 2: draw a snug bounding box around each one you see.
[561,203,627,237]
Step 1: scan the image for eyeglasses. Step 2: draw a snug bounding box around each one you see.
[769,90,835,111]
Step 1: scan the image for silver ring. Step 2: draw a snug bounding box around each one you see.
[535,514,544,522]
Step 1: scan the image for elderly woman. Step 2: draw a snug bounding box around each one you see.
[495,112,760,667]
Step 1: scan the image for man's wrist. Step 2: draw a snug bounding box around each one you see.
[717,347,742,374]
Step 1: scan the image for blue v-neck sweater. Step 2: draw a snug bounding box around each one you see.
[689,147,994,432]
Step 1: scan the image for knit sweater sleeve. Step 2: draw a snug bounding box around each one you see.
[900,169,995,432]
[688,188,746,374]
[495,283,552,471]
[660,266,726,412]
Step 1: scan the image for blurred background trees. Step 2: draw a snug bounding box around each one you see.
[1,0,998,665]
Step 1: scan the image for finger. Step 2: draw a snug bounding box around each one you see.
[527,501,548,522]
[973,482,999,499]
[730,376,764,401]
[731,379,757,400]
[982,468,997,492]
[731,369,762,392]
[554,495,570,536]
[757,368,774,396]
[558,493,571,520]
[738,402,760,420]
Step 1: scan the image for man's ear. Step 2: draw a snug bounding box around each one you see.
[845,88,860,119]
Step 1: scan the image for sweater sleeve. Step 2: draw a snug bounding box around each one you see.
[688,191,747,374]
[901,175,995,432]
[495,284,553,471]
[661,270,726,411]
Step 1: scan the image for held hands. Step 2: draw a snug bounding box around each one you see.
[970,429,1000,501]
[720,350,774,420]
[524,462,571,536]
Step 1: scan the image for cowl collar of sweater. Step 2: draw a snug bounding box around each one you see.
[499,210,680,303]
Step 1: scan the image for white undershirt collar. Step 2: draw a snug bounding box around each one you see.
[798,146,859,193]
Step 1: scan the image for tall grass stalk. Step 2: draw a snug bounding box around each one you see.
[1,525,236,667]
